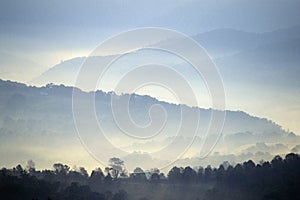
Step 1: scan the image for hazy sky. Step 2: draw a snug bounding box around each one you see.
[0,0,300,134]
[1,0,300,66]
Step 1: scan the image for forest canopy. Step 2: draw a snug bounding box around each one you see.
[0,153,299,200]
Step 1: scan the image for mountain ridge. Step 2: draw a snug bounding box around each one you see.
[0,78,292,136]
[0,78,299,171]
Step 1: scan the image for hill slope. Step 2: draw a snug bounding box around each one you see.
[0,79,298,170]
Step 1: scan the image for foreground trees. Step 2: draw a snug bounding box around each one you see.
[0,153,299,200]
[107,157,127,179]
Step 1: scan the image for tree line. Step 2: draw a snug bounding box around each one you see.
[0,153,299,200]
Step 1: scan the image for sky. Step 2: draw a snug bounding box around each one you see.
[0,0,300,135]
[1,0,300,66]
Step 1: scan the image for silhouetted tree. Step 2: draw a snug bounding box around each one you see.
[53,163,70,175]
[130,167,147,181]
[159,172,166,180]
[204,165,213,182]
[243,160,255,171]
[182,166,197,182]
[150,172,160,184]
[168,166,182,182]
[197,167,204,181]
[14,164,25,176]
[26,160,36,173]
[108,158,126,179]
[216,165,225,182]
[90,167,104,183]
[271,155,283,170]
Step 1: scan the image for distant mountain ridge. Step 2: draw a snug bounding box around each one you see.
[30,57,85,86]
[195,26,300,57]
[30,26,300,90]
[0,79,299,170]
[0,78,290,136]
